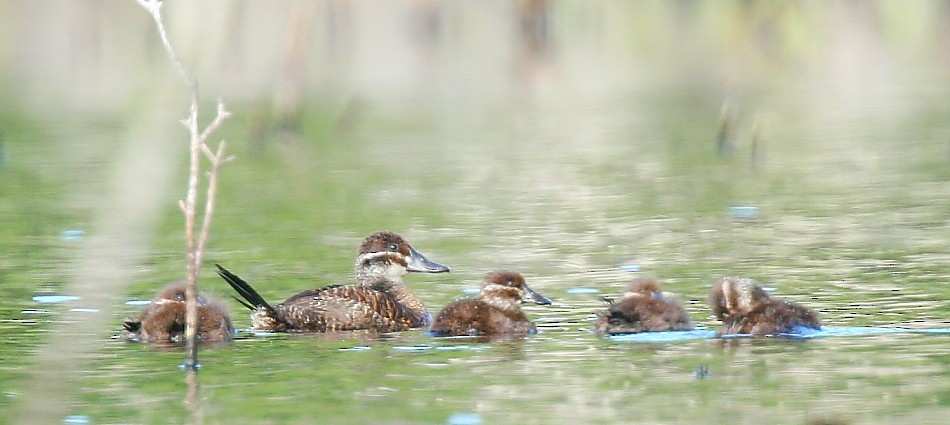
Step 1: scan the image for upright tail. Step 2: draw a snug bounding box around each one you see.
[215,264,279,318]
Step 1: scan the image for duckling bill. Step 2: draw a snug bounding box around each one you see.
[121,280,233,344]
[594,277,693,335]
[217,231,449,333]
[708,276,820,336]
[430,270,551,338]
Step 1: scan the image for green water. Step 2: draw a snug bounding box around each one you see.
[2,2,950,424]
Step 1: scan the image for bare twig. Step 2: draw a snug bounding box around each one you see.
[195,138,234,270]
[135,0,232,372]
[135,0,194,88]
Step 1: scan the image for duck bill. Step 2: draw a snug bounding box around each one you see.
[406,247,450,273]
[523,285,552,305]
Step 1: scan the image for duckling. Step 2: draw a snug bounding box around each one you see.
[216,231,449,333]
[708,276,820,336]
[595,277,693,334]
[122,280,233,344]
[430,270,552,337]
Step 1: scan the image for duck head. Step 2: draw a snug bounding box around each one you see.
[621,277,665,300]
[355,231,450,284]
[481,270,552,305]
[708,276,770,319]
[152,280,208,304]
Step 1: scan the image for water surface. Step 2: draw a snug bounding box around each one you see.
[1,2,948,424]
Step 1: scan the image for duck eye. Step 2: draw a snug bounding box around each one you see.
[388,244,398,252]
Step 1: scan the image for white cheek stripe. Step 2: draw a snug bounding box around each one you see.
[358,252,392,262]
[153,298,182,305]
[481,283,512,294]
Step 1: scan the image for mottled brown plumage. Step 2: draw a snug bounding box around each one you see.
[121,280,233,344]
[709,276,821,336]
[594,277,693,335]
[217,231,449,333]
[430,270,551,338]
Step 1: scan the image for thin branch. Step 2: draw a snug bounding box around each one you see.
[135,0,231,373]
[135,0,195,89]
[198,99,232,142]
[194,140,233,271]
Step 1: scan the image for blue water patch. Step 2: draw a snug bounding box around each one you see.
[61,230,86,241]
[461,288,480,295]
[392,345,432,352]
[434,345,489,351]
[609,330,717,343]
[729,205,760,220]
[434,345,471,351]
[693,364,712,379]
[619,263,640,272]
[70,308,100,313]
[607,326,950,343]
[339,346,372,352]
[32,295,81,304]
[781,326,950,339]
[536,316,572,323]
[565,287,599,294]
[447,412,483,425]
[63,415,91,424]
[125,300,152,306]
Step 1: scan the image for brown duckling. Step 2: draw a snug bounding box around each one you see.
[216,231,450,333]
[595,277,693,335]
[430,270,552,338]
[122,280,233,344]
[709,276,820,336]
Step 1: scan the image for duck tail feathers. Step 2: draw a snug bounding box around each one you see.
[215,264,279,317]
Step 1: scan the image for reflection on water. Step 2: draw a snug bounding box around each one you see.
[1,1,949,424]
[31,295,81,304]
[184,369,202,425]
[609,327,950,343]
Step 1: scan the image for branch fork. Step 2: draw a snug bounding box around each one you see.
[136,0,233,371]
